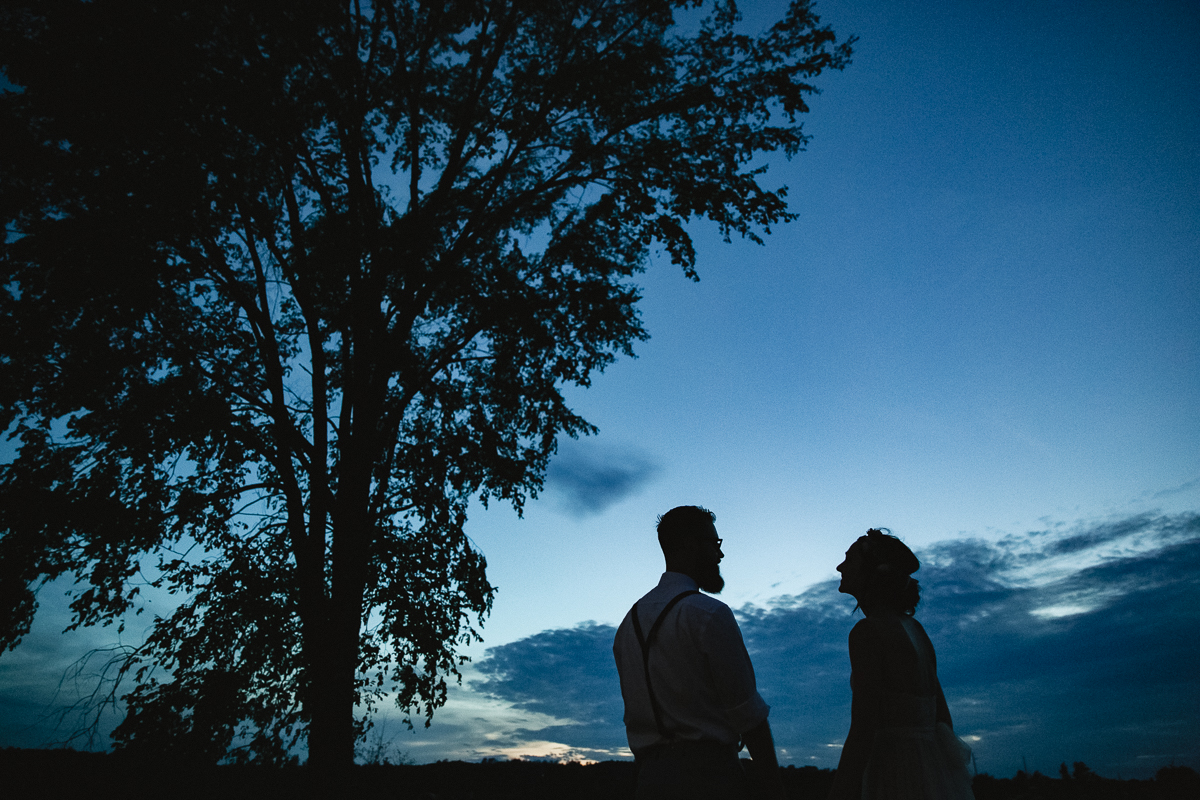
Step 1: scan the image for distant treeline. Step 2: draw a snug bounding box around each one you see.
[3,748,1197,799]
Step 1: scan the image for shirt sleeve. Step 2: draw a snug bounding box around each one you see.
[701,603,770,733]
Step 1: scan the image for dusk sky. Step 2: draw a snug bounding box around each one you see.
[2,0,1197,781]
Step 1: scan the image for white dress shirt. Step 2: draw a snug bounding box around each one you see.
[613,572,770,755]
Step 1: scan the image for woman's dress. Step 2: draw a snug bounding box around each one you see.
[859,616,974,800]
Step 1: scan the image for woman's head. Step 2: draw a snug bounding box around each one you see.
[836,528,921,615]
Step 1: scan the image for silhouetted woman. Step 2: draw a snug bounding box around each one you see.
[828,529,974,800]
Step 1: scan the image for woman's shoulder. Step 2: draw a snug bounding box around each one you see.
[852,610,910,630]
[850,612,917,645]
[848,616,886,646]
[847,617,888,669]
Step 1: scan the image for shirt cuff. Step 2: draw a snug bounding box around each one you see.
[726,691,770,734]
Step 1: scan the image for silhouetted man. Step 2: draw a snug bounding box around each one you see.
[614,505,786,800]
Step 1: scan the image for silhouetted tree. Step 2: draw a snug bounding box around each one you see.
[0,0,852,770]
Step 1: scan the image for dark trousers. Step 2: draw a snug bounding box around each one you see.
[635,741,749,800]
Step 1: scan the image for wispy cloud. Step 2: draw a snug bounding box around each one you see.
[1152,478,1200,500]
[544,439,659,517]
[468,512,1200,777]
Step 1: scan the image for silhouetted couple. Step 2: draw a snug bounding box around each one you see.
[614,506,975,800]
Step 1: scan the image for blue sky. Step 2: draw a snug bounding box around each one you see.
[2,0,1198,780]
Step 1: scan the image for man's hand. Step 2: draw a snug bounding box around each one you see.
[742,719,788,800]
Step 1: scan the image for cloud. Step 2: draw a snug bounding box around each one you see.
[469,512,1200,777]
[471,622,628,754]
[373,681,619,763]
[1152,478,1200,500]
[544,439,659,517]
[0,624,129,751]
[916,518,1200,776]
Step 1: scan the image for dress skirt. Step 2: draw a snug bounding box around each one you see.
[861,722,974,800]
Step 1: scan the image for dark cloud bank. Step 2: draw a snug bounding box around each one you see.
[473,512,1200,778]
[543,439,658,516]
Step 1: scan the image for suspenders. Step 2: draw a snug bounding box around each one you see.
[630,589,700,738]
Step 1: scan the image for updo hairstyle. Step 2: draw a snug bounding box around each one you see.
[855,528,921,615]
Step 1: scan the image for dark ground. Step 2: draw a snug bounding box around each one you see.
[2,748,1196,799]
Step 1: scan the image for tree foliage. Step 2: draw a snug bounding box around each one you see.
[0,0,852,767]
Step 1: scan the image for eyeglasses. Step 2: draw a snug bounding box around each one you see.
[712,537,723,548]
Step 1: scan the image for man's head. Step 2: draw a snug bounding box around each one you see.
[657,505,724,593]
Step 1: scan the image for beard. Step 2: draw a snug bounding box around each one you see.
[698,563,725,594]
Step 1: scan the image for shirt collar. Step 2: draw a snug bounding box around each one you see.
[658,571,700,592]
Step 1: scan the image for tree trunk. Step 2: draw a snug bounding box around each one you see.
[306,299,385,773]
[301,566,359,772]
[303,556,367,772]
[305,652,355,772]
[306,441,375,772]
